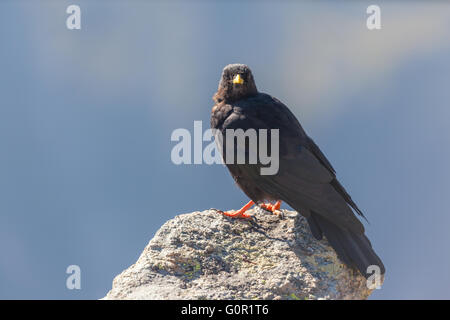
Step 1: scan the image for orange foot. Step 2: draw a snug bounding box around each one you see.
[260,200,282,214]
[219,200,255,219]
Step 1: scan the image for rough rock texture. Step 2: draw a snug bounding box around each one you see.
[103,208,378,300]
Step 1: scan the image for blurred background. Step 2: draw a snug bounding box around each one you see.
[1,0,450,299]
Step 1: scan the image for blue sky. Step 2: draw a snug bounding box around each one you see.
[1,1,450,299]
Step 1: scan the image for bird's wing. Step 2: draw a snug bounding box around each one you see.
[306,136,336,174]
[220,94,364,233]
[306,136,366,219]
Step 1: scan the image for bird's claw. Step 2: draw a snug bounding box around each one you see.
[273,209,284,219]
[213,208,254,219]
[259,201,282,215]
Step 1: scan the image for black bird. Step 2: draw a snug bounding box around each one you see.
[211,63,385,278]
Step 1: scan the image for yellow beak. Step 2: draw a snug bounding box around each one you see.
[233,74,244,85]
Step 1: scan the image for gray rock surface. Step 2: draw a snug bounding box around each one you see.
[103,208,379,300]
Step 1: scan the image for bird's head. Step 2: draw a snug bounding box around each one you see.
[213,64,258,103]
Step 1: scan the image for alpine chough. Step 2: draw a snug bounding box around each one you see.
[211,63,385,278]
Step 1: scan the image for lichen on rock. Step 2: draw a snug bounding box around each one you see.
[103,208,378,300]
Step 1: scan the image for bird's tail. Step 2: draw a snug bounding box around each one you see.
[307,212,385,278]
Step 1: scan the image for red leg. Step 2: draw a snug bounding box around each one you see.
[260,200,282,214]
[220,200,255,219]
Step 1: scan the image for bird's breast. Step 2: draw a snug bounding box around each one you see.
[211,103,233,130]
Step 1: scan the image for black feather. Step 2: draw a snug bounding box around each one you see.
[211,64,385,278]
